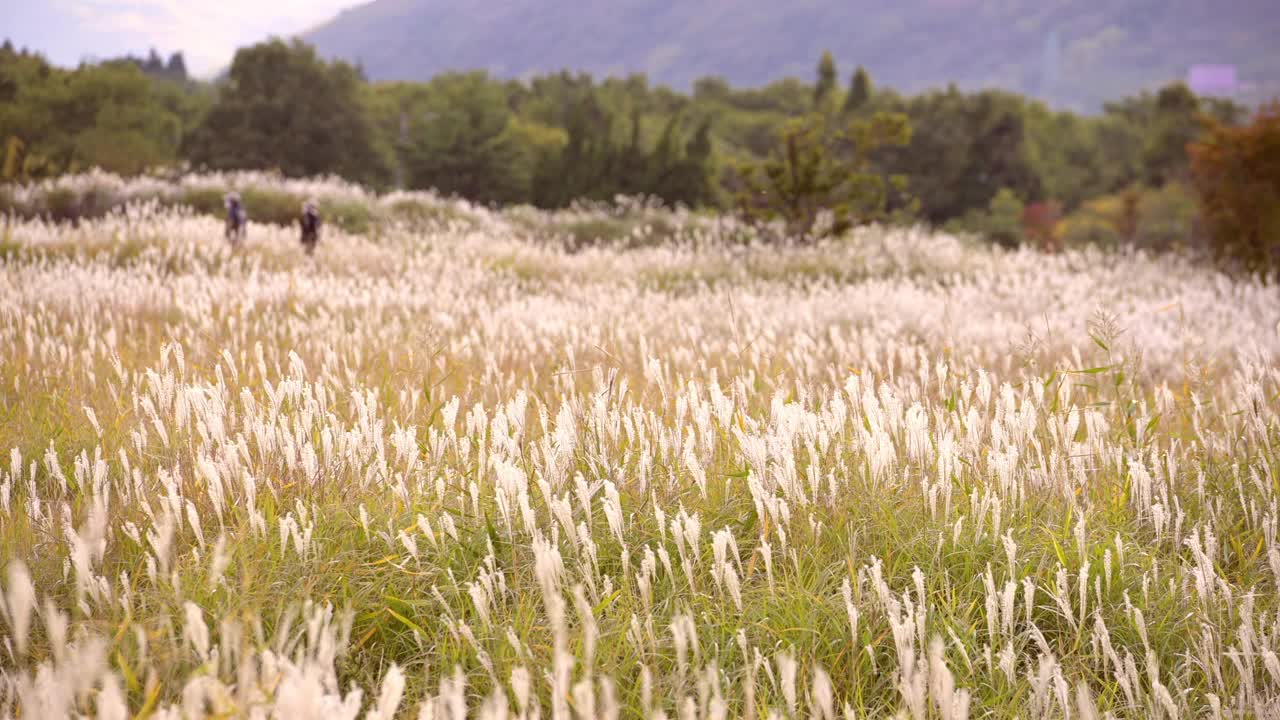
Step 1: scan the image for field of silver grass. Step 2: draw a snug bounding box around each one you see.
[1,175,1279,719]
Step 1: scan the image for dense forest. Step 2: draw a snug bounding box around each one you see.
[1,38,1275,259]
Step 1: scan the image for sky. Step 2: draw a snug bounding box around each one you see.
[4,0,353,76]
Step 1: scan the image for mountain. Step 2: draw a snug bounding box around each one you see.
[303,0,1280,110]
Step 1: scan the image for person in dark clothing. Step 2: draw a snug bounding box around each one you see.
[224,192,247,246]
[300,200,321,256]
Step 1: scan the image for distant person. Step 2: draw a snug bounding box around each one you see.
[224,192,247,246]
[300,200,321,256]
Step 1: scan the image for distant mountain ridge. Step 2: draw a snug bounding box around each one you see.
[303,0,1280,110]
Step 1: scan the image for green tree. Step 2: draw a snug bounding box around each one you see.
[987,188,1027,247]
[877,89,1041,223]
[813,51,838,109]
[962,95,1042,214]
[0,52,184,177]
[166,53,188,82]
[734,111,911,239]
[3,135,23,180]
[615,107,651,195]
[722,78,810,115]
[843,66,872,114]
[646,116,717,207]
[402,72,534,204]
[1203,97,1248,126]
[1091,113,1144,193]
[184,39,388,185]
[1142,83,1200,186]
[947,187,1026,247]
[1133,182,1198,251]
[693,76,732,103]
[532,88,614,207]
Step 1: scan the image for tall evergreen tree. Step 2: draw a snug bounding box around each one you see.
[144,49,164,74]
[165,52,188,82]
[814,51,837,108]
[844,66,872,113]
[668,118,716,206]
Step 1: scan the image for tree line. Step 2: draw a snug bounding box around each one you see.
[1,39,1276,266]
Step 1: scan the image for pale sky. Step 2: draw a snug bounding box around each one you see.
[3,0,355,76]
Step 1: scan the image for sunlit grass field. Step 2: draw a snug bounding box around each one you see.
[2,173,1279,719]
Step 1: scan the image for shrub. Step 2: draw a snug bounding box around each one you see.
[946,187,1024,248]
[561,218,635,250]
[1189,102,1280,273]
[387,198,448,227]
[325,200,376,235]
[1059,212,1120,249]
[1022,200,1062,252]
[241,187,302,227]
[1134,182,1198,252]
[43,187,80,223]
[1059,184,1198,254]
[178,187,226,216]
[76,184,115,221]
[0,185,16,218]
[182,186,379,233]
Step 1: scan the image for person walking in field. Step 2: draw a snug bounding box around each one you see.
[300,199,321,256]
[224,192,247,246]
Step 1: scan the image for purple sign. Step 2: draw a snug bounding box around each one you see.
[1188,64,1238,95]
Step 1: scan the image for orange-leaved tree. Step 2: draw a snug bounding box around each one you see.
[1188,102,1280,273]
